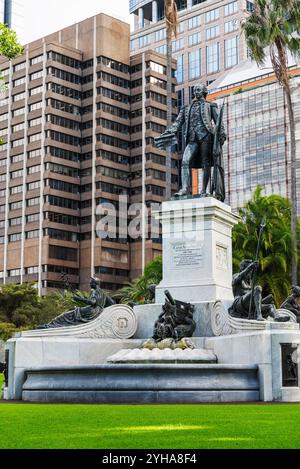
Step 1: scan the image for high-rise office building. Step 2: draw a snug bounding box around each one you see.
[0,13,178,294]
[205,56,300,212]
[0,0,24,43]
[130,0,255,109]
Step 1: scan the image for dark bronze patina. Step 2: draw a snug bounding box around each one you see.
[152,290,196,341]
[155,83,227,200]
[36,277,115,329]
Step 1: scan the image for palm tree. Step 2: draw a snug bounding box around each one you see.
[164,0,178,199]
[232,186,300,305]
[114,256,162,304]
[242,0,300,284]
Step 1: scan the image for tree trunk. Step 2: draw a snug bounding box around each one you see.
[165,33,172,200]
[285,87,298,284]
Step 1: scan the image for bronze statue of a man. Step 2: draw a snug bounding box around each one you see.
[155,83,226,200]
[229,260,289,322]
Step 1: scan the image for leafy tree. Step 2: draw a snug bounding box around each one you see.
[114,256,162,305]
[0,283,40,326]
[232,186,300,305]
[0,23,23,59]
[0,283,87,332]
[242,0,300,284]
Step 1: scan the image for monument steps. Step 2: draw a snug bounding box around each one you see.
[22,364,259,403]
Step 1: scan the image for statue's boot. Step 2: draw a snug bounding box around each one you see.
[174,163,190,197]
[200,167,211,197]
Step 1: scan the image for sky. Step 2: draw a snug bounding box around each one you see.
[23,0,132,44]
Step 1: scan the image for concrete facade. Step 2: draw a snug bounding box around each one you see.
[0,13,179,294]
[130,0,253,110]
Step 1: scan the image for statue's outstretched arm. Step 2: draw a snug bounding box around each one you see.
[154,107,185,150]
[167,106,186,134]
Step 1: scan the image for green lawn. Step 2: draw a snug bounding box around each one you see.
[0,370,300,450]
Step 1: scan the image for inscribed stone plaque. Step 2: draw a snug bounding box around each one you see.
[216,245,228,271]
[170,241,204,269]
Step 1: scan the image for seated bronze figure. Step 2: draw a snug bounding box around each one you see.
[37,277,115,329]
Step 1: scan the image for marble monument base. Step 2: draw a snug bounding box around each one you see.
[154,197,239,303]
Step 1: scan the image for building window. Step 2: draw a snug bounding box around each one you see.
[13,92,26,102]
[224,1,238,16]
[30,55,43,65]
[225,36,239,68]
[11,169,23,179]
[11,138,25,148]
[224,19,239,33]
[27,197,40,206]
[12,108,25,117]
[206,8,219,23]
[25,266,39,274]
[12,123,25,133]
[25,230,40,239]
[175,54,184,84]
[10,185,23,194]
[10,200,23,210]
[206,43,220,74]
[26,213,40,223]
[48,51,81,69]
[0,113,8,122]
[189,32,201,46]
[155,45,167,55]
[246,1,255,13]
[28,149,42,159]
[28,133,42,143]
[206,25,219,40]
[29,117,42,127]
[30,86,43,96]
[188,15,201,30]
[27,165,41,175]
[30,70,43,81]
[9,217,22,226]
[8,234,22,243]
[11,154,23,163]
[139,34,150,48]
[27,181,40,191]
[172,38,184,52]
[13,62,26,72]
[13,77,26,87]
[189,49,201,80]
[154,29,166,42]
[178,22,185,33]
[49,245,78,261]
[29,102,42,112]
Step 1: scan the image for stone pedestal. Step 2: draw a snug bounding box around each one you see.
[154,197,239,303]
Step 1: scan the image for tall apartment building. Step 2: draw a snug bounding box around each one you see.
[130,0,254,108]
[0,0,24,43]
[0,13,177,294]
[206,55,300,212]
